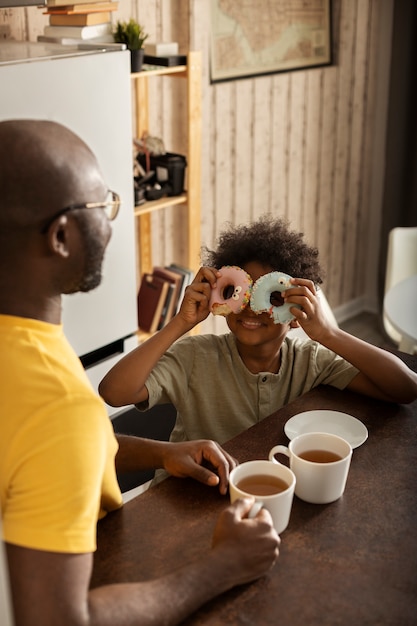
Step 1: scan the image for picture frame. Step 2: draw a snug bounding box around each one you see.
[210,0,332,83]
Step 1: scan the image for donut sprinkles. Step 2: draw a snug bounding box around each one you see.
[209,266,253,316]
[250,271,301,324]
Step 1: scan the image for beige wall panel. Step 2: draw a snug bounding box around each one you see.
[212,82,234,231]
[116,0,135,22]
[200,82,217,251]
[0,6,45,41]
[303,69,323,247]
[287,71,307,230]
[232,79,253,224]
[342,1,371,303]
[270,73,291,221]
[355,2,392,310]
[251,77,274,222]
[328,0,357,303]
[316,65,338,295]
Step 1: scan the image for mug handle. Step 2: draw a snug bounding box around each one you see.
[247,500,264,519]
[269,445,290,465]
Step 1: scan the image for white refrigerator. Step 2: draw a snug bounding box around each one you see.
[0,41,138,413]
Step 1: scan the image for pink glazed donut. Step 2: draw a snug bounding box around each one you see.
[250,271,301,324]
[209,266,253,316]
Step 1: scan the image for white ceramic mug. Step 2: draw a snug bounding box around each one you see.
[269,432,352,504]
[229,459,296,534]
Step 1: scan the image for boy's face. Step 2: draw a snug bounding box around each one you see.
[225,261,291,347]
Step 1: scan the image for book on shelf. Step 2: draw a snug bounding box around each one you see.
[137,273,170,334]
[156,282,175,331]
[44,1,118,13]
[167,263,194,314]
[43,22,112,39]
[153,266,183,328]
[49,11,111,25]
[137,265,194,334]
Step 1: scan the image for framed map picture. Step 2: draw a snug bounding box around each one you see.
[210,0,332,83]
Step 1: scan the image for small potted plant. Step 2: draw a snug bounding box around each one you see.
[114,18,149,73]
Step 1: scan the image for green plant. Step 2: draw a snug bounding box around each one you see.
[114,19,149,51]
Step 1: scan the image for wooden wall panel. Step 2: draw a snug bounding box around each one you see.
[233,79,253,223]
[270,73,291,221]
[342,1,371,303]
[303,70,322,245]
[0,5,45,41]
[213,81,234,226]
[329,0,356,304]
[251,77,274,223]
[1,0,393,318]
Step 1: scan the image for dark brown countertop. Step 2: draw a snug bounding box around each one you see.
[91,351,417,625]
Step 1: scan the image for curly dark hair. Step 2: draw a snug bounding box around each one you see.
[202,215,324,285]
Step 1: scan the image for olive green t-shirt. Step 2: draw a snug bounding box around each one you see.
[140,333,358,445]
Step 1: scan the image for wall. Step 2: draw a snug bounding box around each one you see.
[0,0,394,320]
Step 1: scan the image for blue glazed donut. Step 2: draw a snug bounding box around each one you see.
[250,271,301,324]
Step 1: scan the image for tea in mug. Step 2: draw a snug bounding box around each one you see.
[236,474,289,496]
[298,449,343,463]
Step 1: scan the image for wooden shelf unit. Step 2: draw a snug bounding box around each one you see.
[132,51,202,277]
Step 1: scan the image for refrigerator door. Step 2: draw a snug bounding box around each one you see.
[0,43,137,357]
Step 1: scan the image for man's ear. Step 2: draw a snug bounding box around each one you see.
[47,216,71,258]
[289,319,300,328]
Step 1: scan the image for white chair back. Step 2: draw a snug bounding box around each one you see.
[383,227,417,344]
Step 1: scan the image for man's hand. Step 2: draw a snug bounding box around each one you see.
[211,498,281,586]
[161,439,238,495]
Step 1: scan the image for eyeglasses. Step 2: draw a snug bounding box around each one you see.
[41,189,121,234]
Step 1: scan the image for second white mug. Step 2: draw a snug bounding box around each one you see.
[269,432,352,504]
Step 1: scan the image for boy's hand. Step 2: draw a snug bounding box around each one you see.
[177,266,221,326]
[284,278,332,342]
[162,439,238,495]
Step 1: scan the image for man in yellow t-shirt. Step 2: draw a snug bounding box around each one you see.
[0,315,122,554]
[0,119,280,625]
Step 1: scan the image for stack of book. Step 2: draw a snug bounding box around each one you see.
[40,0,118,44]
[137,264,194,333]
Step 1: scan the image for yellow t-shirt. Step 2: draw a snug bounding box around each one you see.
[0,315,122,553]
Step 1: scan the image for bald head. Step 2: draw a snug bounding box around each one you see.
[0,119,106,231]
[0,120,112,318]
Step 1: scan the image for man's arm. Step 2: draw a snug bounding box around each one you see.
[6,499,280,626]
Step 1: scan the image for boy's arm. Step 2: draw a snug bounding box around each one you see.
[115,435,238,495]
[285,279,417,404]
[99,267,220,407]
[315,326,417,403]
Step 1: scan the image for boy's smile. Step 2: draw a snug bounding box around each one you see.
[225,261,290,373]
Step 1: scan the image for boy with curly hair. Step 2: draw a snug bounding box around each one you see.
[100,215,417,452]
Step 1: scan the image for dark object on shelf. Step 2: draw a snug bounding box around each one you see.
[137,152,187,196]
[143,54,187,67]
[134,169,155,204]
[130,48,145,73]
[145,184,169,200]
